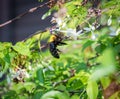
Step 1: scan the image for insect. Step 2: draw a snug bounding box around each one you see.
[49,34,66,58]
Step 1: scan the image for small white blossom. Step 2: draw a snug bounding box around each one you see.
[54,28,83,40]
[91,32,96,40]
[62,22,66,28]
[66,28,79,40]
[89,24,95,31]
[7,75,11,84]
[51,17,65,27]
[116,28,120,35]
[117,17,120,23]
[11,68,27,81]
[48,66,54,71]
[109,27,116,36]
[56,18,62,26]
[28,65,32,70]
[84,24,95,32]
[107,16,112,26]
[84,27,91,32]
[25,72,30,78]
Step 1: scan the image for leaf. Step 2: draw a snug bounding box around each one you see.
[3,53,11,64]
[91,48,116,81]
[24,82,36,93]
[95,44,106,53]
[37,68,44,85]
[2,90,18,99]
[114,44,120,53]
[71,95,79,99]
[81,40,94,52]
[12,42,31,56]
[41,11,51,20]
[86,81,98,99]
[34,91,44,99]
[68,76,83,90]
[55,85,67,91]
[67,71,89,90]
[76,71,90,85]
[100,77,111,89]
[109,91,120,99]
[75,62,87,73]
[41,90,70,99]
[0,42,12,51]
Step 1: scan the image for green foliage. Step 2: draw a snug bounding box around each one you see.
[41,90,70,99]
[36,68,44,85]
[13,42,31,56]
[86,81,98,99]
[1,0,120,99]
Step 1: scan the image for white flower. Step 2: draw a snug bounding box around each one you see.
[107,16,112,26]
[48,66,54,71]
[84,24,95,33]
[89,24,95,31]
[62,23,66,28]
[116,28,120,35]
[28,65,32,70]
[54,28,83,40]
[110,28,120,36]
[56,18,62,26]
[25,72,30,78]
[51,17,63,27]
[7,75,11,84]
[109,27,116,36]
[66,28,79,40]
[84,27,91,32]
[91,32,96,40]
[117,17,120,23]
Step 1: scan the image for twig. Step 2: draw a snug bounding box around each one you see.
[52,78,69,87]
[57,89,84,94]
[0,0,55,28]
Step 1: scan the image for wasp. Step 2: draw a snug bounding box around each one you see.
[49,34,66,58]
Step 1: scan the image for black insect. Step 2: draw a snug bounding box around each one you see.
[49,34,66,58]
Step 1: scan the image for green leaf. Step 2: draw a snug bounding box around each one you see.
[86,81,98,99]
[55,85,67,91]
[0,42,12,51]
[24,82,36,93]
[71,95,79,99]
[100,77,111,89]
[12,42,31,56]
[76,71,90,85]
[68,76,83,90]
[81,40,94,52]
[34,91,44,99]
[41,11,51,20]
[41,90,70,99]
[37,68,44,84]
[95,44,106,53]
[3,53,11,64]
[2,90,18,99]
[91,48,116,80]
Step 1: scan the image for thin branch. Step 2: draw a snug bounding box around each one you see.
[0,0,55,28]
[52,78,69,87]
[57,89,84,94]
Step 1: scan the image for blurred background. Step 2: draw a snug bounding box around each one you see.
[0,0,52,43]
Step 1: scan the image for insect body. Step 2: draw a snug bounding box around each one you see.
[49,34,66,58]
